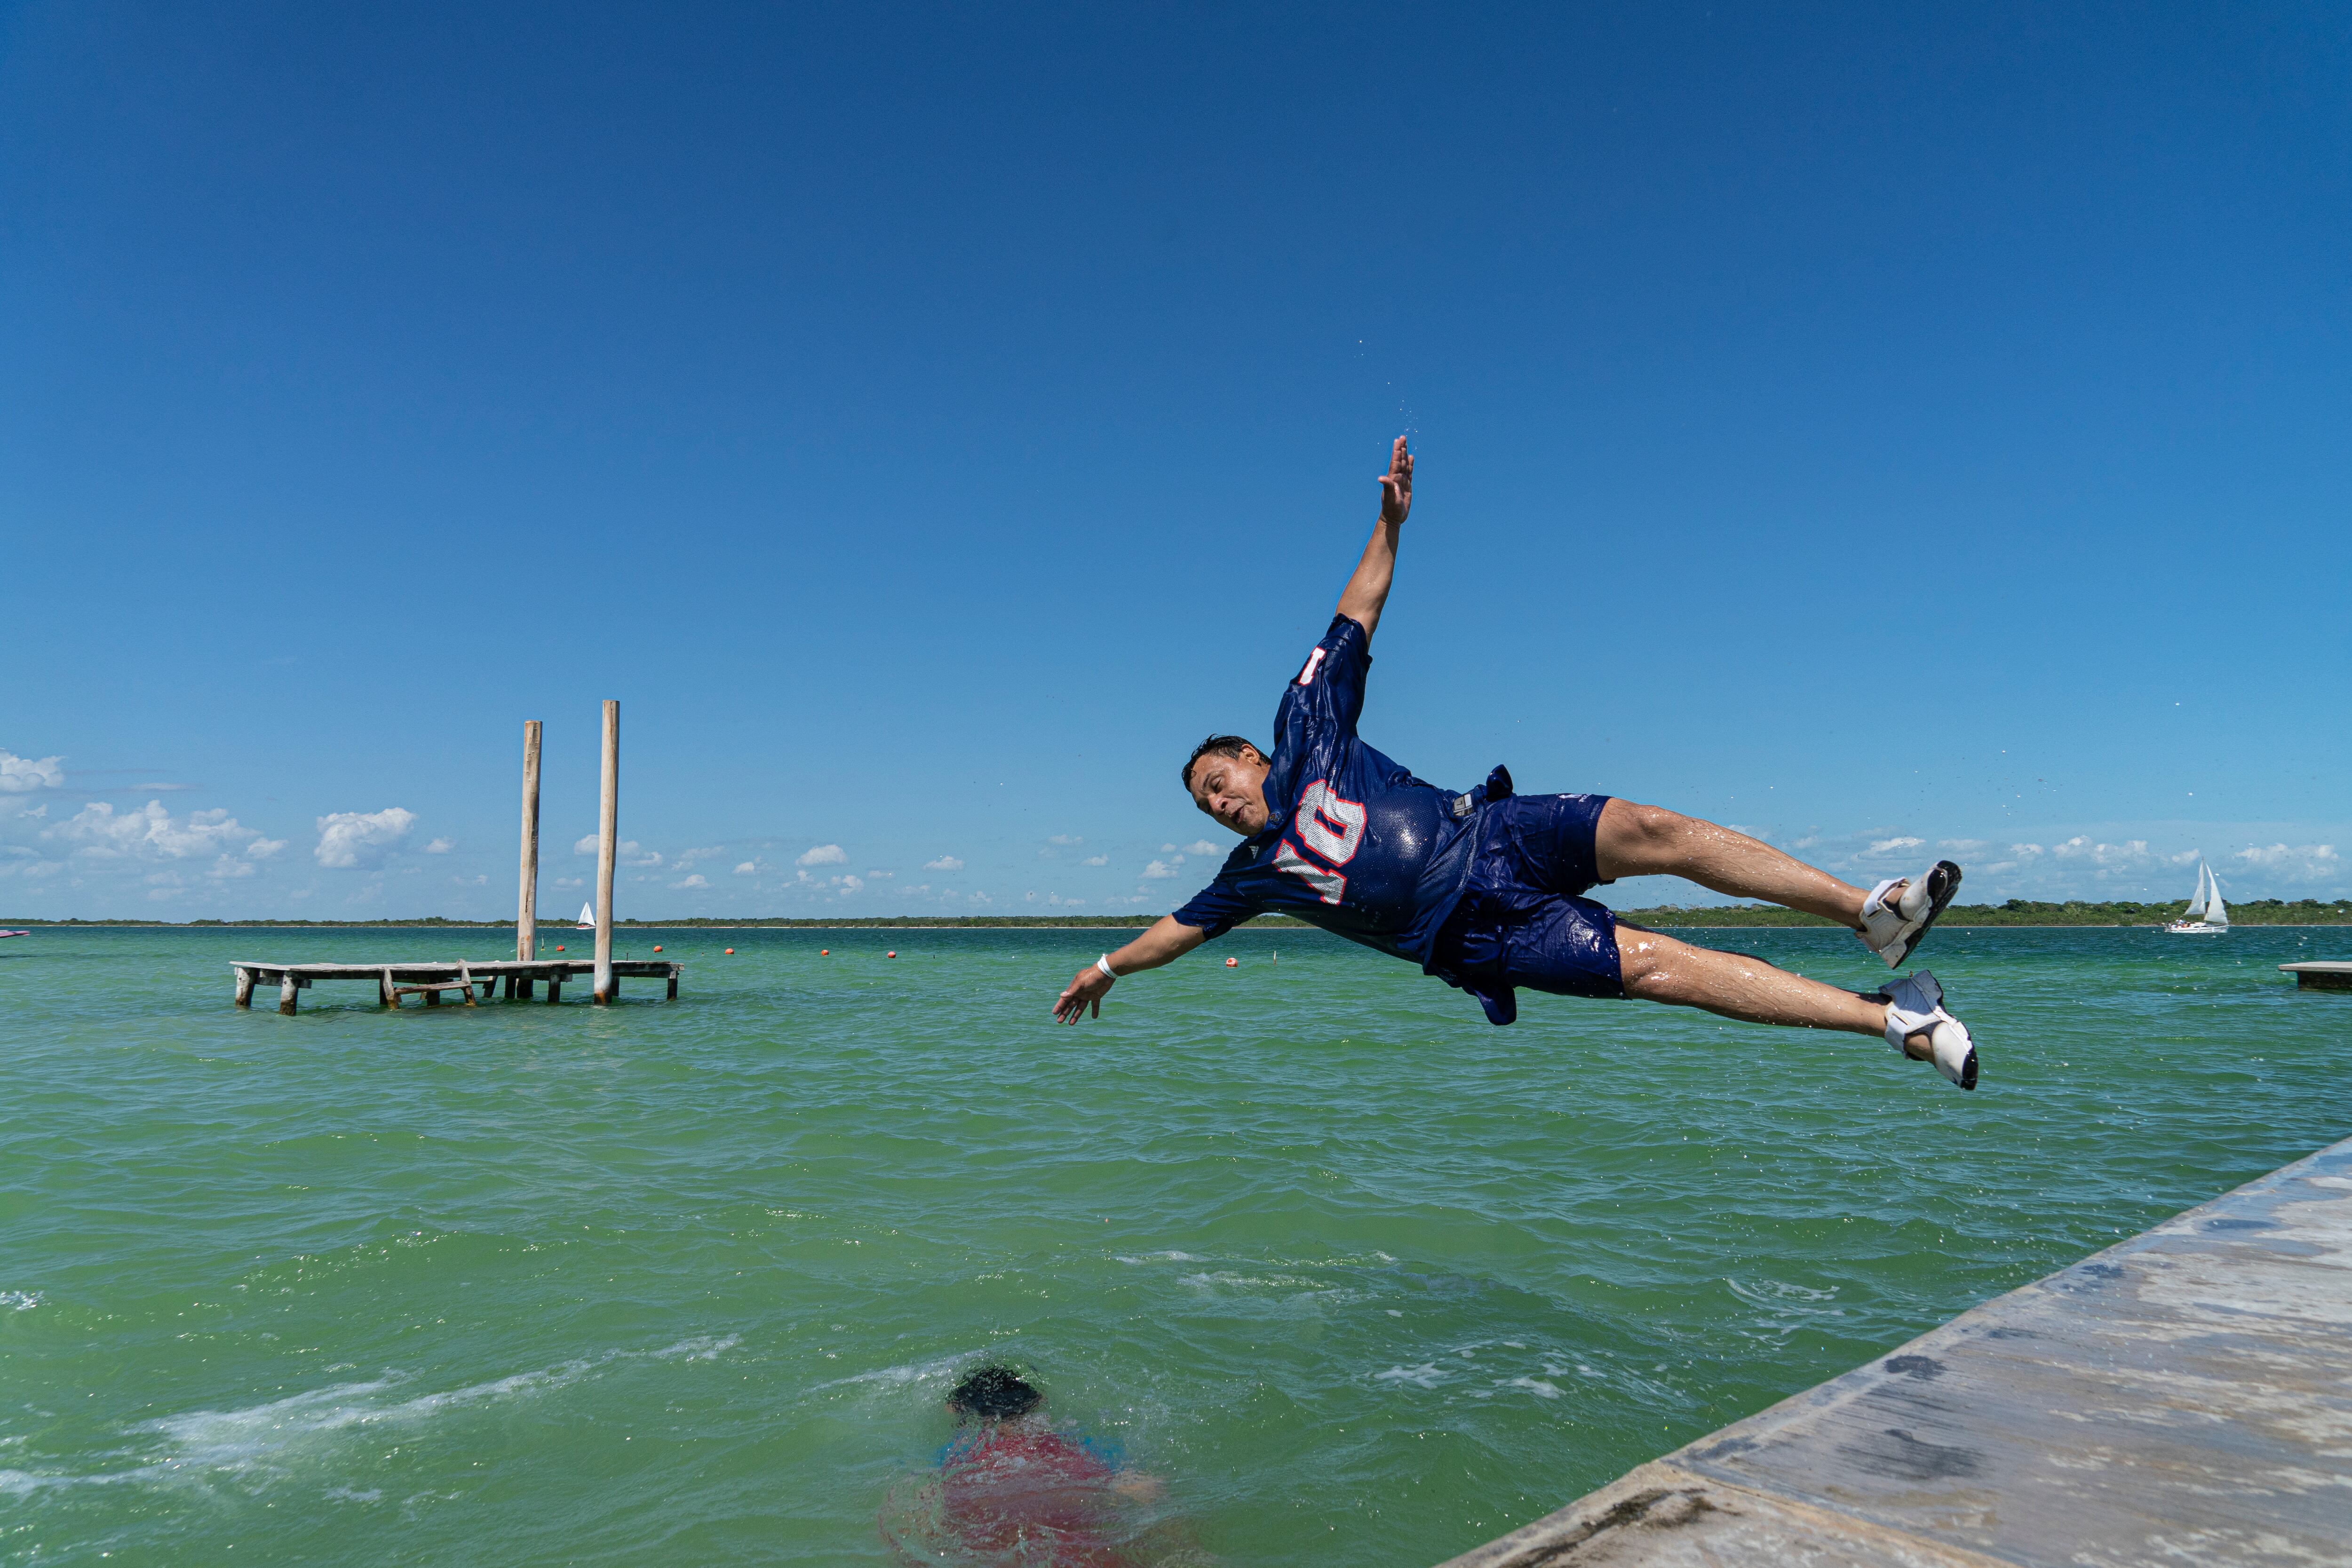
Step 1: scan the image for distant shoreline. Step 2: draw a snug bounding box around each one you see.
[7,899,2349,931]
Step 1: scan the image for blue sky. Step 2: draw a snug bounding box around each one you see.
[3,1,2346,919]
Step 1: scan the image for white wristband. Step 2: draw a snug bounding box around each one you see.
[1096,955,1118,980]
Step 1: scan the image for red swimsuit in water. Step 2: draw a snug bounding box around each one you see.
[889,1425,1138,1567]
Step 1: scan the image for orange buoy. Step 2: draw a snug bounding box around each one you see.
[886,950,897,958]
[724,947,735,954]
[1225,956,1239,967]
[820,948,829,956]
[555,944,564,952]
[652,945,663,953]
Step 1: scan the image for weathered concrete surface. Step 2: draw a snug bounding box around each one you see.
[2282,962,2352,993]
[1439,1137,2352,1568]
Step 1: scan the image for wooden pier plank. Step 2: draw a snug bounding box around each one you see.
[1438,1136,2352,1568]
[230,957,678,1008]
[2280,961,2352,992]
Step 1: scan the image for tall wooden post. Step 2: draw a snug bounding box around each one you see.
[593,699,619,1004]
[516,719,542,964]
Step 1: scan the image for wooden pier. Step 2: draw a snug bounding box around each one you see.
[233,958,682,1013]
[1440,1134,2352,1568]
[2281,960,2352,992]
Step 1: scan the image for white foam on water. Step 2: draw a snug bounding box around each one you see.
[0,1333,740,1496]
[1,1291,40,1311]
[1502,1377,1563,1400]
[1112,1250,1202,1264]
[1373,1363,1447,1388]
[817,1353,966,1391]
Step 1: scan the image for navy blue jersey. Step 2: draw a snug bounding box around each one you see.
[1172,615,1480,967]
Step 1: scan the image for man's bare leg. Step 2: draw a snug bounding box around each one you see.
[1614,926,1936,1059]
[1595,800,1884,926]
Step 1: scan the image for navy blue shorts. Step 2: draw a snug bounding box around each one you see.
[1433,793,1624,1024]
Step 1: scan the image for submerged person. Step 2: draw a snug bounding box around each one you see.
[879,1366,1174,1567]
[1051,437,1980,1090]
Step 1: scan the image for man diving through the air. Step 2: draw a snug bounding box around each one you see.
[1052,438,1981,1090]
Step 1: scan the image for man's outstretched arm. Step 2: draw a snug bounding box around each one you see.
[1051,916,1208,1023]
[1334,435,1414,641]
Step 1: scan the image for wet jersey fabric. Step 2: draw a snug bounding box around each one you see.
[1171,614,1482,971]
[1430,792,1627,1026]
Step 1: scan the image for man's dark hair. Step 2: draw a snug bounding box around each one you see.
[946,1365,1042,1422]
[1182,734,1260,792]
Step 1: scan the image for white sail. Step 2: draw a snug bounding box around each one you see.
[2205,869,2227,928]
[578,900,596,928]
[2182,862,2208,921]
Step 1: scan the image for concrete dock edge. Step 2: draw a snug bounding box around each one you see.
[1437,1135,2352,1568]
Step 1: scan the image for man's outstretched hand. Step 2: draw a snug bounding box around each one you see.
[1378,435,1413,527]
[1053,964,1114,1023]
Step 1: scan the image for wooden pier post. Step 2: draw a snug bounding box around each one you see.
[278,972,299,1015]
[594,698,618,1004]
[516,719,542,965]
[234,967,254,1008]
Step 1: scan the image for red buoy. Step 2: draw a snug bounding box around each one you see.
[724,947,735,955]
[1225,956,1239,967]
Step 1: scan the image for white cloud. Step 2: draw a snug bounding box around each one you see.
[677,845,723,866]
[46,801,273,862]
[315,807,419,868]
[923,855,964,873]
[1937,839,1993,854]
[734,860,759,876]
[209,854,256,881]
[424,836,456,854]
[1081,854,1108,866]
[554,876,584,889]
[1182,840,1219,856]
[0,750,64,791]
[2050,836,2151,868]
[2010,843,2045,860]
[1161,844,1177,853]
[1867,836,1925,856]
[797,844,847,867]
[2233,843,2339,883]
[1141,859,1178,879]
[572,835,659,866]
[672,873,710,889]
[1048,834,1084,847]
[1046,894,1085,907]
[248,836,286,859]
[838,874,864,893]
[867,868,894,878]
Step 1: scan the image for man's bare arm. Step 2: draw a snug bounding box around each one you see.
[1051,916,1208,1023]
[1334,435,1414,641]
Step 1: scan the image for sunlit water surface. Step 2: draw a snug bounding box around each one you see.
[3,924,2346,1565]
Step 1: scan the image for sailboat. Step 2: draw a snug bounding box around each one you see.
[2164,860,2229,935]
[577,901,596,929]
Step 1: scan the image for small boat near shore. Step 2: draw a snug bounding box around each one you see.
[0,929,27,939]
[2165,860,2229,935]
[577,901,596,929]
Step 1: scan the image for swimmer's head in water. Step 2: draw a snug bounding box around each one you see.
[946,1365,1042,1422]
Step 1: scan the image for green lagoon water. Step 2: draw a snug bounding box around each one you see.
[3,924,2346,1565]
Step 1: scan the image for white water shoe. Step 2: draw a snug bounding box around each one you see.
[1877,970,1978,1091]
[1858,860,1963,969]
